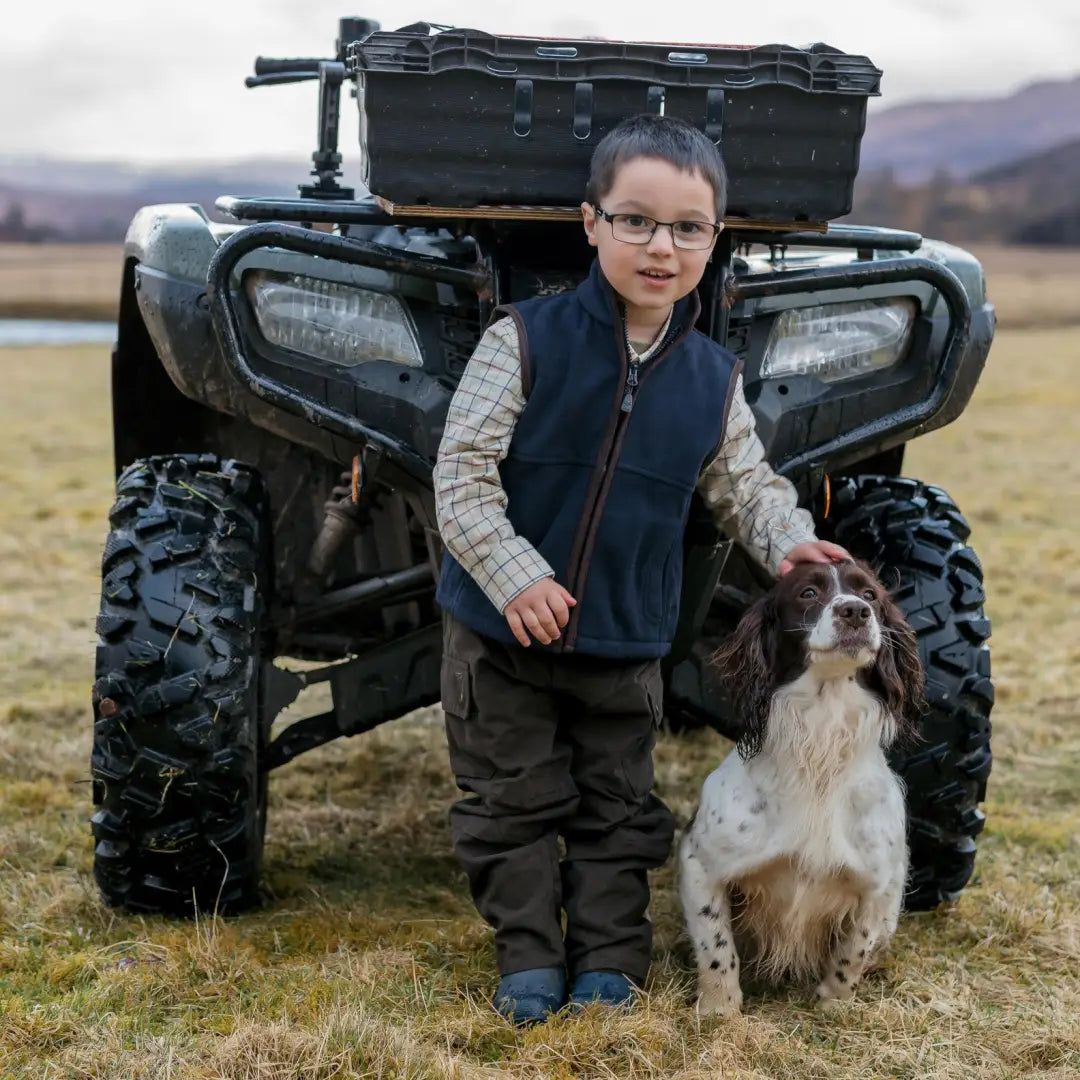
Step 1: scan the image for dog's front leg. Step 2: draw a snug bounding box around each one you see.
[814,889,900,1008]
[679,834,742,1016]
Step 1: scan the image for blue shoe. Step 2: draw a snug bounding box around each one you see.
[568,970,637,1008]
[494,967,566,1026]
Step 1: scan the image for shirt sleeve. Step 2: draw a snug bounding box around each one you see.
[697,373,818,576]
[433,316,555,612]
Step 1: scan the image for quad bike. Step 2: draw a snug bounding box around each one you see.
[90,17,994,915]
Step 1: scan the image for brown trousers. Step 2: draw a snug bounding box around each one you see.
[441,615,676,984]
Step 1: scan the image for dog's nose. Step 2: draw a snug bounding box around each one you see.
[836,599,872,627]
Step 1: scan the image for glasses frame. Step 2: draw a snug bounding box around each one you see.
[592,205,723,250]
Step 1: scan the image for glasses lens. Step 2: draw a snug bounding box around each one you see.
[610,214,654,244]
[672,222,715,250]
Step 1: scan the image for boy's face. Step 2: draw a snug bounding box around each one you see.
[581,155,720,324]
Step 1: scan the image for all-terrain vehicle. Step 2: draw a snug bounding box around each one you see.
[91,17,995,916]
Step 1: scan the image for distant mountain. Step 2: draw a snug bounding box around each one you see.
[0,157,363,241]
[848,135,1080,244]
[973,137,1080,202]
[975,139,1080,244]
[3,72,1080,242]
[859,76,1080,183]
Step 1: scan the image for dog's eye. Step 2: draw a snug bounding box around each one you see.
[800,587,817,600]
[861,589,876,601]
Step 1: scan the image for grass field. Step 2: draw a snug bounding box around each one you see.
[0,244,123,321]
[3,240,1080,330]
[1,266,1079,1076]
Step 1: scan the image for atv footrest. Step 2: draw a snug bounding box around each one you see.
[264,621,442,769]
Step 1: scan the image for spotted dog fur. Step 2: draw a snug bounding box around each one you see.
[679,560,924,1014]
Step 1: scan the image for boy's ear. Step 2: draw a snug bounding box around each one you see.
[581,202,599,248]
[708,220,724,256]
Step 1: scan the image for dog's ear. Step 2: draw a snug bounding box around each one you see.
[714,593,781,759]
[870,589,925,748]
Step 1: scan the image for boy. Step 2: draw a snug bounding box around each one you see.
[433,114,848,1025]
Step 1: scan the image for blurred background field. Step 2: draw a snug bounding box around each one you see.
[6,240,1080,330]
[0,243,122,321]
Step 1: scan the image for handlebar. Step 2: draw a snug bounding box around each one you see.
[245,72,320,88]
[254,56,325,75]
[247,56,325,88]
[247,18,380,89]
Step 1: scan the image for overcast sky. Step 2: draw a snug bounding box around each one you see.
[3,0,1078,164]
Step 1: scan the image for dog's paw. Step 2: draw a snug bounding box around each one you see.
[696,985,743,1018]
[814,982,854,1012]
[814,993,850,1014]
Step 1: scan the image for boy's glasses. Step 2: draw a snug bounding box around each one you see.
[593,206,721,250]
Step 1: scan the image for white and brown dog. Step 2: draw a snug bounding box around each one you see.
[679,559,923,1013]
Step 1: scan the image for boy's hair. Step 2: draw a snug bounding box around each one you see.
[585,113,729,220]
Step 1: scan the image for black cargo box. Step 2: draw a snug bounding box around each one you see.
[346,26,881,222]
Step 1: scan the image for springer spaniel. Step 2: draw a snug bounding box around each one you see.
[679,559,923,1014]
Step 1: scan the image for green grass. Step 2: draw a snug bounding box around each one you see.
[1,330,1079,1078]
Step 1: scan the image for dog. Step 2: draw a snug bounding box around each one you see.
[679,558,923,1014]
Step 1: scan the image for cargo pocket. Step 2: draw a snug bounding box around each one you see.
[440,655,471,720]
[617,660,662,806]
[440,655,496,784]
[638,659,664,729]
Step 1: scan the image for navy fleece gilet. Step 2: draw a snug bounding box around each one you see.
[437,259,740,658]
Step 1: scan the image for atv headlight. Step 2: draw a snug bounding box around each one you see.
[761,298,917,383]
[245,270,423,368]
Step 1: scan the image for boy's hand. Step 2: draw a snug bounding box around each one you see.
[505,579,578,647]
[778,540,851,577]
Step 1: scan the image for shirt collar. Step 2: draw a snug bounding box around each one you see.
[577,257,701,339]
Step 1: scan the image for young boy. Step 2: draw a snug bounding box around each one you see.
[433,114,848,1025]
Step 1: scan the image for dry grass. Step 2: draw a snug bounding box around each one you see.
[0,244,122,321]
[967,244,1080,331]
[2,321,1080,1072]
[1,240,1080,330]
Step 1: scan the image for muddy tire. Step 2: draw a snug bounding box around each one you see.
[90,454,270,915]
[823,475,993,910]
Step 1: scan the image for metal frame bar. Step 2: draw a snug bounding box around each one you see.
[757,224,923,251]
[731,256,972,475]
[217,195,399,225]
[205,221,492,485]
[281,563,435,629]
[215,196,921,253]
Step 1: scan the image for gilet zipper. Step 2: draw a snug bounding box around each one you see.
[621,320,642,413]
[561,305,682,650]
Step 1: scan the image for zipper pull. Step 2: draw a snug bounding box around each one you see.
[621,360,641,413]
